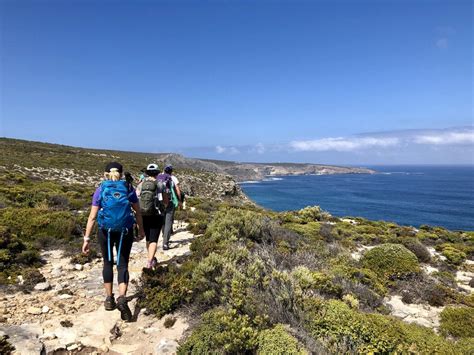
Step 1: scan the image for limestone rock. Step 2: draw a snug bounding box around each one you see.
[155,338,179,355]
[27,307,42,315]
[34,281,51,291]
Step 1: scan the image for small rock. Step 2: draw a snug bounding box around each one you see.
[42,306,50,313]
[34,281,51,291]
[17,275,24,285]
[99,344,109,353]
[74,264,83,271]
[58,294,73,300]
[51,268,63,277]
[55,283,64,292]
[67,343,80,351]
[39,332,57,340]
[144,327,159,334]
[64,264,75,271]
[27,306,42,315]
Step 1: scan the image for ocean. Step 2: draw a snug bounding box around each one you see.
[240,166,474,231]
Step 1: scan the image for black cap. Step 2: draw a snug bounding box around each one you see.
[104,162,123,173]
[164,165,173,173]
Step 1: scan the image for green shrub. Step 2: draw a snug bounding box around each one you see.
[291,267,342,298]
[178,308,262,354]
[257,324,307,355]
[140,263,194,318]
[191,207,269,257]
[283,222,320,239]
[164,316,177,329]
[191,247,265,310]
[361,243,420,281]
[440,245,466,265]
[0,335,15,355]
[398,238,431,263]
[20,268,46,291]
[297,206,330,222]
[0,226,42,284]
[302,299,460,353]
[440,306,474,338]
[0,207,80,241]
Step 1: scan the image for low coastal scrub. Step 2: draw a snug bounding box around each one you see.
[257,324,307,355]
[361,243,420,281]
[138,203,472,354]
[440,306,474,338]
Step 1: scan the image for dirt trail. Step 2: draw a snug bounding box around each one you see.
[0,222,195,354]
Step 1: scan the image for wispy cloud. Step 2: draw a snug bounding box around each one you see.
[435,25,455,50]
[290,127,474,152]
[290,137,399,152]
[414,130,474,145]
[211,127,473,155]
[215,145,240,154]
[436,38,449,49]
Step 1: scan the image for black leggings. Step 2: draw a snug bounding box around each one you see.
[98,228,134,284]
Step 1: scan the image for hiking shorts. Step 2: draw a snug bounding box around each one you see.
[143,214,164,243]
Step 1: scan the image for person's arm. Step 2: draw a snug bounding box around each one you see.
[136,181,143,197]
[174,183,181,202]
[82,206,99,254]
[131,202,146,240]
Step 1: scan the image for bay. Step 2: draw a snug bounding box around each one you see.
[240,166,474,231]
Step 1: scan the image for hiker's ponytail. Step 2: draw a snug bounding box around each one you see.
[104,168,121,181]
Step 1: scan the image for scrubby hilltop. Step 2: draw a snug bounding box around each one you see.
[0,138,473,354]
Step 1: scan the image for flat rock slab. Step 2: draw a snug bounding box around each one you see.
[0,323,44,355]
[386,295,444,329]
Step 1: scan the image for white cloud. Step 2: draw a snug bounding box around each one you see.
[436,38,449,49]
[290,137,399,152]
[255,143,265,154]
[229,147,240,154]
[414,131,474,145]
[215,145,240,154]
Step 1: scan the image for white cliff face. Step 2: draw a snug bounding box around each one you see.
[0,222,195,354]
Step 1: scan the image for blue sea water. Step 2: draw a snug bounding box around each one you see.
[240,166,474,231]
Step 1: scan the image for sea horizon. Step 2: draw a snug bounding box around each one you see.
[240,165,474,231]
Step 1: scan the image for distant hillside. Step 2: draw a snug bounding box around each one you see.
[0,138,245,202]
[0,138,375,183]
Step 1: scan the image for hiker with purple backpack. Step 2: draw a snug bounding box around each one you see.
[82,162,145,322]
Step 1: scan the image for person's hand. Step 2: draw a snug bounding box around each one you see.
[135,229,145,242]
[82,240,90,254]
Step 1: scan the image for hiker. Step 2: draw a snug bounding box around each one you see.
[136,163,164,269]
[164,165,181,234]
[82,162,145,322]
[158,166,180,250]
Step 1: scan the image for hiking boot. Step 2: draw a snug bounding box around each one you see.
[117,296,132,322]
[104,294,116,311]
[145,257,158,269]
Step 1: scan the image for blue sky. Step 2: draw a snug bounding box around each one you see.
[1,0,472,164]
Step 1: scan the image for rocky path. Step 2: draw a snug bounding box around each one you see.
[0,222,195,354]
